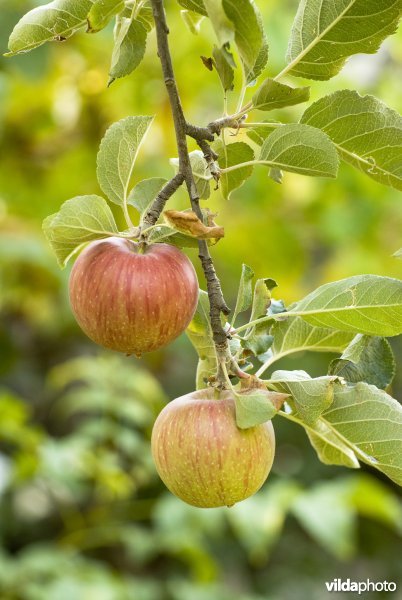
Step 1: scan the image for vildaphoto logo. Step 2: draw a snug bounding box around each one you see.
[325,579,397,594]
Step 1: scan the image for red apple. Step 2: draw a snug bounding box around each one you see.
[69,238,199,356]
[151,389,275,508]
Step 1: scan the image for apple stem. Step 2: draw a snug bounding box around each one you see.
[150,0,232,385]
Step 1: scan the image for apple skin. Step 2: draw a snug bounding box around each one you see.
[69,238,199,356]
[151,389,275,508]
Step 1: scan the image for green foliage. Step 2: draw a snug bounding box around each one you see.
[2,0,402,592]
[214,140,255,199]
[43,195,119,267]
[109,16,148,86]
[87,0,125,34]
[289,275,402,336]
[285,0,402,81]
[97,115,154,208]
[258,123,339,178]
[329,335,396,389]
[128,177,168,220]
[251,79,310,112]
[6,0,94,54]
[301,91,402,191]
[269,370,339,425]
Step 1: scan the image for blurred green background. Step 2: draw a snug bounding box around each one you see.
[0,1,402,598]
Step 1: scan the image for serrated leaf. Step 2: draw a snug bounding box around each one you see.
[270,317,355,361]
[270,370,340,425]
[241,279,277,358]
[215,140,255,199]
[329,335,395,389]
[87,0,124,33]
[222,0,265,72]
[186,291,217,388]
[241,333,274,359]
[252,79,310,112]
[181,9,205,34]
[246,122,279,146]
[285,0,402,81]
[235,390,285,429]
[306,420,360,468]
[212,46,235,92]
[250,278,276,323]
[7,0,94,55]
[127,177,168,220]
[170,151,211,199]
[43,195,118,267]
[244,17,269,85]
[177,0,207,16]
[259,124,339,178]
[232,264,255,325]
[301,91,402,191]
[203,0,234,46]
[320,383,402,485]
[97,116,153,209]
[289,275,402,337]
[109,17,147,85]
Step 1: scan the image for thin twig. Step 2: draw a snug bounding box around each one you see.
[150,0,231,381]
[142,173,185,228]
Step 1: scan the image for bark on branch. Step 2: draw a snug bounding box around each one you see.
[150,0,230,376]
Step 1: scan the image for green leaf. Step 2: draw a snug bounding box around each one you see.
[252,79,310,112]
[203,0,234,46]
[270,317,355,361]
[87,0,124,33]
[259,124,339,178]
[246,122,280,146]
[285,0,402,81]
[289,275,402,337]
[212,46,235,92]
[42,195,118,267]
[291,479,356,560]
[181,9,205,34]
[306,419,360,468]
[231,264,255,325]
[241,333,274,360]
[241,279,277,359]
[145,225,200,248]
[215,140,255,199]
[222,0,265,72]
[249,278,276,324]
[301,91,402,191]
[186,291,217,388]
[320,383,402,485]
[347,474,402,533]
[7,0,94,55]
[394,248,402,260]
[244,15,269,85]
[235,390,284,429]
[329,335,395,389]
[97,116,154,209]
[128,177,168,221]
[109,17,148,85]
[269,370,340,425]
[171,151,211,199]
[177,0,207,16]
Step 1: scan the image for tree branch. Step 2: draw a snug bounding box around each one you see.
[150,0,230,382]
[142,173,185,228]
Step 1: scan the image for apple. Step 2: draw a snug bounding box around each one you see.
[151,389,275,508]
[69,238,199,356]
